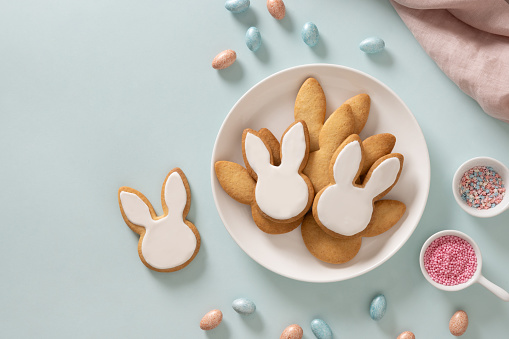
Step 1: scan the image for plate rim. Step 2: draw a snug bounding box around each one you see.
[210,63,430,283]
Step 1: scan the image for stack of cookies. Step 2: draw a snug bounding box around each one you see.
[215,78,406,264]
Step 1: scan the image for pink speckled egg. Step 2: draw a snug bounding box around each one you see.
[280,324,303,339]
[212,50,236,70]
[200,309,223,330]
[397,331,415,339]
[449,310,468,336]
[267,0,285,20]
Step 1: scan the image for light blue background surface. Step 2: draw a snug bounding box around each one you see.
[1,1,508,338]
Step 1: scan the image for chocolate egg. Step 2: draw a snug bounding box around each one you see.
[267,0,285,20]
[311,318,332,339]
[397,331,415,339]
[369,294,387,321]
[212,50,236,70]
[301,22,319,47]
[280,324,303,339]
[359,36,385,54]
[245,27,262,52]
[232,297,256,315]
[225,0,250,13]
[449,310,468,336]
[200,309,222,330]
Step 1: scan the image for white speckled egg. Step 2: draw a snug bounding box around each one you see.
[280,324,303,339]
[449,310,468,336]
[212,50,236,70]
[267,0,285,20]
[301,22,319,47]
[397,331,415,339]
[200,309,222,330]
[245,27,262,52]
[369,294,387,321]
[225,0,250,13]
[311,318,332,339]
[359,36,385,54]
[232,298,256,315]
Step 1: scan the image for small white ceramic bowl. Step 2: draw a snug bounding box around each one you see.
[420,230,509,301]
[452,157,509,218]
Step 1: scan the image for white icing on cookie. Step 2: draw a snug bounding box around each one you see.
[119,172,197,270]
[244,122,309,220]
[316,140,401,236]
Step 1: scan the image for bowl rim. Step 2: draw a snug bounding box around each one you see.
[419,230,483,291]
[452,156,509,218]
[210,63,431,282]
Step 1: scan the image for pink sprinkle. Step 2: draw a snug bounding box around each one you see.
[424,235,477,286]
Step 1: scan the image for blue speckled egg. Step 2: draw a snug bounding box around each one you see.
[245,27,262,52]
[225,0,250,13]
[310,319,332,339]
[370,294,387,321]
[232,298,256,315]
[301,22,319,47]
[359,36,385,54]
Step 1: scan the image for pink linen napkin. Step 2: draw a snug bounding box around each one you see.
[390,0,509,123]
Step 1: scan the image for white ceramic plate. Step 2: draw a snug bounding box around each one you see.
[211,64,430,283]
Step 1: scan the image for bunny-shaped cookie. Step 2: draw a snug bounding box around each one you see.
[242,121,314,222]
[215,127,303,234]
[118,168,200,272]
[313,135,403,238]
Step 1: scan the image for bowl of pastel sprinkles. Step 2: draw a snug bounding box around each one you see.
[452,156,509,217]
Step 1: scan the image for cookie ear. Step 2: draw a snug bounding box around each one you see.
[258,128,281,166]
[162,170,188,219]
[344,93,371,135]
[359,200,406,238]
[318,103,356,153]
[119,190,153,228]
[280,121,308,170]
[294,78,326,152]
[243,131,272,178]
[364,154,403,200]
[215,161,255,205]
[361,133,396,177]
[330,137,363,186]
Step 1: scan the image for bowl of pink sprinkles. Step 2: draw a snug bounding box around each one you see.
[423,235,477,286]
[420,230,509,301]
[452,157,509,218]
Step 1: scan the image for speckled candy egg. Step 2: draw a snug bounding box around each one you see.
[280,324,303,339]
[359,36,385,54]
[369,294,387,321]
[199,309,223,330]
[301,22,319,47]
[245,27,262,52]
[449,310,468,336]
[310,318,332,339]
[267,0,285,20]
[232,297,256,315]
[212,50,236,70]
[397,331,415,339]
[225,0,250,13]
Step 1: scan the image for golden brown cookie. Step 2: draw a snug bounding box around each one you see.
[118,168,201,272]
[360,133,396,177]
[344,93,371,134]
[258,128,281,166]
[312,134,404,239]
[302,104,356,193]
[214,161,301,234]
[294,78,372,193]
[301,212,362,264]
[294,78,327,152]
[302,200,406,264]
[359,200,406,238]
[242,121,314,223]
